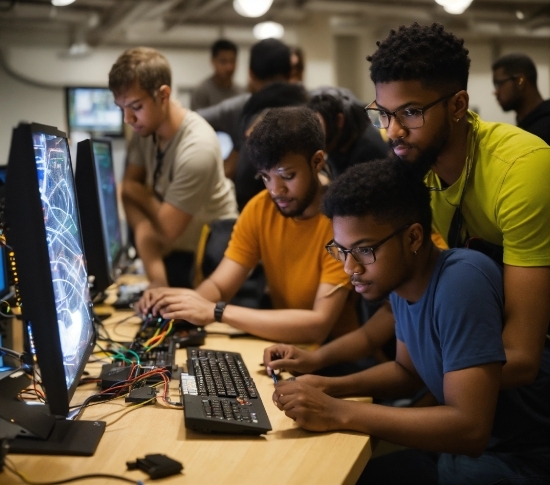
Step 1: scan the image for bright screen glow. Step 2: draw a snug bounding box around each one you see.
[32,131,94,388]
[67,88,123,136]
[92,140,122,271]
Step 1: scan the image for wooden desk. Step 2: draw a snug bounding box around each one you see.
[4,314,372,485]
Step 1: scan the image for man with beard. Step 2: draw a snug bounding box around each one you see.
[492,53,550,145]
[265,23,550,394]
[270,159,550,484]
[138,107,358,344]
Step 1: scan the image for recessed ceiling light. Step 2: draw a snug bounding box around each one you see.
[516,10,525,20]
[51,0,76,6]
[233,0,273,18]
[253,21,284,40]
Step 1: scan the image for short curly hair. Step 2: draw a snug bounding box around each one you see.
[368,22,470,92]
[322,159,432,239]
[246,106,324,171]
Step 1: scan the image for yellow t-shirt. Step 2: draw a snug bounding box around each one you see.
[225,190,353,310]
[426,111,550,267]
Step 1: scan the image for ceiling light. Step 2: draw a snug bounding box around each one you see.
[435,0,473,15]
[253,21,284,40]
[51,0,76,6]
[516,10,525,20]
[233,0,273,18]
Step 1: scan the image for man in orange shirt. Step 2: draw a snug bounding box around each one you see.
[138,106,358,344]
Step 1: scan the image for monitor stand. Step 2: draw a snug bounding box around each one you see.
[0,372,105,456]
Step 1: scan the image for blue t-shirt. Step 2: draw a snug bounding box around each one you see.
[391,248,550,451]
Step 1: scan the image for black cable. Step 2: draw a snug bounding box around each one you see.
[3,459,144,485]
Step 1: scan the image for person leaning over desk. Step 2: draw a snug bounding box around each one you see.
[269,159,550,485]
[109,47,238,289]
[137,106,359,345]
[266,22,550,394]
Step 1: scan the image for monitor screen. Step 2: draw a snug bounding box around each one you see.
[92,140,123,270]
[0,166,13,301]
[66,87,123,137]
[76,139,123,294]
[5,123,95,414]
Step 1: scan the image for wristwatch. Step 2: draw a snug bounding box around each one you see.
[214,301,226,322]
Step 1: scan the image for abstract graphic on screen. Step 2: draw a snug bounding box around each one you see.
[92,141,122,268]
[32,132,93,387]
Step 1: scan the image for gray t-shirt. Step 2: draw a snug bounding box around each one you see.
[127,110,238,253]
[191,76,245,111]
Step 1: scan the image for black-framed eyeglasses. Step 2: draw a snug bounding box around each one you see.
[493,75,519,89]
[325,223,412,266]
[365,92,458,130]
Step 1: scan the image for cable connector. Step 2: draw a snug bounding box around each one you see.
[127,453,183,479]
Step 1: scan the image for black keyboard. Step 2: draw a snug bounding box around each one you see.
[180,347,272,435]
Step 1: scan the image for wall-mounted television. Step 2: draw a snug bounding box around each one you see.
[66,87,123,137]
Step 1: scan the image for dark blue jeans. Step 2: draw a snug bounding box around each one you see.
[358,449,550,485]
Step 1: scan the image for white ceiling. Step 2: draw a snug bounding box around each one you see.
[1,0,550,49]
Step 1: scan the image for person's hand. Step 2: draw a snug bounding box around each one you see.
[272,380,345,432]
[263,344,321,376]
[136,286,169,315]
[137,287,215,325]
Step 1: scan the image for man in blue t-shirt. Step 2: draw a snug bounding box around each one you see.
[269,159,550,484]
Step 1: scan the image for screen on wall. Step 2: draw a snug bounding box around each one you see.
[66,87,123,137]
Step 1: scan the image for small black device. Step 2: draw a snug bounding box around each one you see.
[127,453,183,479]
[180,347,272,435]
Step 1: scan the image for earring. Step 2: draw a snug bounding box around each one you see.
[414,250,418,255]
[455,118,460,122]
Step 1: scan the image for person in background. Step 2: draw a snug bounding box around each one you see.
[109,47,238,288]
[138,107,359,344]
[308,90,389,179]
[190,39,245,111]
[198,38,308,209]
[270,159,550,485]
[289,46,305,84]
[492,53,550,144]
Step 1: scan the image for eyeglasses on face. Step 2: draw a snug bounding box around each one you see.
[493,75,519,89]
[325,223,412,266]
[365,92,458,130]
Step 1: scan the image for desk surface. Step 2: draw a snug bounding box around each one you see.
[4,313,372,485]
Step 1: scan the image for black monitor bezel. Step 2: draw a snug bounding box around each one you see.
[65,86,124,138]
[5,122,96,418]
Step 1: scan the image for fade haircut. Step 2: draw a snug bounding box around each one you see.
[492,53,538,84]
[368,22,470,93]
[212,39,238,58]
[109,47,171,98]
[246,106,324,171]
[322,159,432,240]
[249,38,291,81]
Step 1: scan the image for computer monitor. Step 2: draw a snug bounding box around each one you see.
[75,138,123,296]
[0,122,105,455]
[0,166,11,302]
[66,87,123,137]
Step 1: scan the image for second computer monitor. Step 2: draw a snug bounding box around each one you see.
[75,138,123,295]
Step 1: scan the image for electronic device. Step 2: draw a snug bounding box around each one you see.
[75,138,124,296]
[180,347,272,435]
[1,122,105,455]
[66,87,123,137]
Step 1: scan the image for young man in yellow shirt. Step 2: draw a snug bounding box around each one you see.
[138,106,358,344]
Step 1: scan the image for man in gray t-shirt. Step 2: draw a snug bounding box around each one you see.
[191,39,245,111]
[109,47,238,288]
